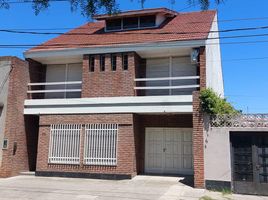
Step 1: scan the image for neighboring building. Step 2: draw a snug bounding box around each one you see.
[1,8,225,189]
[0,56,33,177]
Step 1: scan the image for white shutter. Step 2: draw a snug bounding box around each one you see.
[48,124,82,164]
[84,124,118,166]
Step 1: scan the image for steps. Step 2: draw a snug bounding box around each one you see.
[19,171,35,176]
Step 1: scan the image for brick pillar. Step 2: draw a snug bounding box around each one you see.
[192,91,205,188]
[192,46,206,188]
[199,46,206,89]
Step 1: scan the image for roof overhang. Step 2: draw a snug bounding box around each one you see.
[24,39,206,64]
[93,8,178,20]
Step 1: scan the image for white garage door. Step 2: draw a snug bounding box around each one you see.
[145,128,193,175]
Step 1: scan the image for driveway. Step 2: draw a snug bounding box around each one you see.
[0,175,267,200]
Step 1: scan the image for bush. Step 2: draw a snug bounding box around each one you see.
[200,88,238,115]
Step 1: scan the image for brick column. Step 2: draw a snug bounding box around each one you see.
[199,46,206,89]
[192,46,206,188]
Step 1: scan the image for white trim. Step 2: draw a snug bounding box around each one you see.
[134,85,200,90]
[134,76,200,82]
[24,105,193,115]
[27,89,82,94]
[24,95,193,115]
[24,40,206,59]
[25,95,192,106]
[28,81,82,86]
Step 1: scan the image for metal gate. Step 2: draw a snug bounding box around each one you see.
[231,132,268,195]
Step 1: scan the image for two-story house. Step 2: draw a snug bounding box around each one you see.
[0,8,224,189]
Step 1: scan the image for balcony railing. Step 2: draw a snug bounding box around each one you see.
[210,114,268,128]
[27,81,82,99]
[134,76,200,96]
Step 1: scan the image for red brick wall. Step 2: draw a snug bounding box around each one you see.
[82,52,141,98]
[199,46,206,89]
[192,78,205,187]
[36,114,138,177]
[0,57,30,177]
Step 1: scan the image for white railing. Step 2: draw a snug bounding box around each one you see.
[134,76,200,92]
[84,124,118,166]
[210,114,268,128]
[48,124,82,164]
[27,81,82,98]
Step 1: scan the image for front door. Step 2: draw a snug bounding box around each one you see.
[145,128,193,175]
[231,132,268,195]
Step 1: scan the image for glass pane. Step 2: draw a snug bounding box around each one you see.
[123,17,138,29]
[106,19,122,31]
[140,15,156,27]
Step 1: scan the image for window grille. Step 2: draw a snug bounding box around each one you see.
[48,124,82,164]
[84,124,118,166]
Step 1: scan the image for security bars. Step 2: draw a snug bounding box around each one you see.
[84,124,118,166]
[48,124,82,164]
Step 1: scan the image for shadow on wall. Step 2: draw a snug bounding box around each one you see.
[24,115,40,172]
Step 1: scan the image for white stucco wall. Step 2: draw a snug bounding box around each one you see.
[0,60,11,166]
[204,126,232,182]
[205,14,224,96]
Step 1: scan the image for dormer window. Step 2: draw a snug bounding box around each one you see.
[105,15,156,32]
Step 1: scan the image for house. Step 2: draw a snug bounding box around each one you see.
[0,8,225,189]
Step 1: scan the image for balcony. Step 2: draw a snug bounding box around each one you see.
[27,81,82,99]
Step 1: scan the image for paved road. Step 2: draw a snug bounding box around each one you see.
[0,175,267,200]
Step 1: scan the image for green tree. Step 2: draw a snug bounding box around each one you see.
[0,0,224,17]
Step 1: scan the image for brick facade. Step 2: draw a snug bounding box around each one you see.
[0,57,30,177]
[36,114,138,177]
[82,52,142,98]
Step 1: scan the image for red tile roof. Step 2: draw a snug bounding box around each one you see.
[27,10,216,52]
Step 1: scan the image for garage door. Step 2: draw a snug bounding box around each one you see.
[145,128,193,175]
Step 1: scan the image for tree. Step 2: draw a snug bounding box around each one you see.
[0,0,224,17]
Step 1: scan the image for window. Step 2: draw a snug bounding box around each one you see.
[122,54,128,70]
[89,56,95,72]
[48,124,82,164]
[123,17,139,29]
[2,139,8,150]
[105,15,157,32]
[84,124,118,166]
[111,54,117,71]
[140,15,156,28]
[106,19,122,31]
[100,55,105,71]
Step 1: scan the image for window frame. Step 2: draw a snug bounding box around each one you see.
[111,54,117,71]
[122,53,128,70]
[100,55,106,72]
[89,56,95,72]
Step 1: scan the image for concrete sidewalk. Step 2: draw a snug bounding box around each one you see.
[0,175,267,200]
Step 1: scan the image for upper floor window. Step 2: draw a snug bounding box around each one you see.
[123,17,138,29]
[122,54,128,70]
[89,56,95,72]
[106,19,122,31]
[111,54,117,71]
[105,15,156,32]
[100,55,105,71]
[140,15,156,28]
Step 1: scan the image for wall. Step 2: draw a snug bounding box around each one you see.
[0,57,30,177]
[82,52,140,98]
[205,13,224,96]
[0,58,11,167]
[36,114,138,178]
[203,117,268,190]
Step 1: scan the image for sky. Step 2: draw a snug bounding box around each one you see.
[0,0,267,113]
